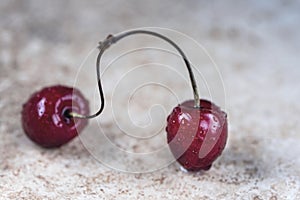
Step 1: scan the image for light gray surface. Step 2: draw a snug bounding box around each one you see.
[1,0,300,199]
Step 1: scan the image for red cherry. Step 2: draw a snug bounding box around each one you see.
[166,99,228,171]
[21,85,89,148]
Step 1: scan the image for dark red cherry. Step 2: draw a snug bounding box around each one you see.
[21,85,89,148]
[166,99,228,171]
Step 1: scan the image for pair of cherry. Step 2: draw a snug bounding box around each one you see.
[21,30,228,172]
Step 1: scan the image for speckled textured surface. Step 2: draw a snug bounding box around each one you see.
[1,0,300,199]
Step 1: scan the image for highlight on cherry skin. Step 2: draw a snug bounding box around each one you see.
[21,29,228,172]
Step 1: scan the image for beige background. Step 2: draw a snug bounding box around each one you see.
[1,0,300,199]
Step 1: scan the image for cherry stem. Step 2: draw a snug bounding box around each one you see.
[69,30,200,119]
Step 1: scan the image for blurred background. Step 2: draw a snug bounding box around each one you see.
[1,0,300,199]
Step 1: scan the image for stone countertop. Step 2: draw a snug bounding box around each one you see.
[1,0,300,199]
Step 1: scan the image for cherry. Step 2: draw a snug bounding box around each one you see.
[166,99,228,171]
[21,85,89,148]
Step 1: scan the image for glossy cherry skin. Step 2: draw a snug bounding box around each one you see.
[166,99,228,171]
[21,85,89,148]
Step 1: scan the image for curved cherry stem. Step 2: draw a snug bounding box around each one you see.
[68,30,200,119]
